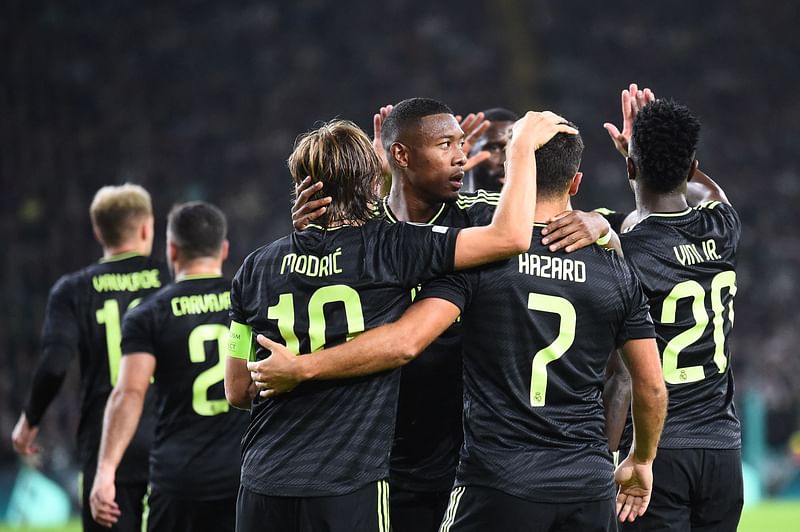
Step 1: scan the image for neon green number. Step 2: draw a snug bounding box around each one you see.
[661,280,708,384]
[268,285,365,353]
[660,271,737,385]
[267,293,300,354]
[528,293,576,407]
[308,286,365,351]
[188,324,230,416]
[96,298,141,386]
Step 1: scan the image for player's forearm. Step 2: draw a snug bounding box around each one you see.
[629,377,666,463]
[24,344,74,426]
[603,351,631,451]
[687,168,729,206]
[225,357,255,410]
[96,387,145,475]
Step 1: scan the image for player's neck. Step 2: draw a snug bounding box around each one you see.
[102,241,149,259]
[387,180,441,223]
[174,257,223,281]
[635,187,689,217]
[532,197,570,224]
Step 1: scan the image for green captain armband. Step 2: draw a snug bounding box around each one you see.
[227,320,255,361]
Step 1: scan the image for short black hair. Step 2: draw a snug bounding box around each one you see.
[630,99,701,194]
[535,121,583,198]
[167,201,227,260]
[481,108,518,122]
[381,97,454,151]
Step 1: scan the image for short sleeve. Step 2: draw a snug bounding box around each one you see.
[40,275,81,352]
[384,223,461,286]
[615,270,656,347]
[416,270,476,314]
[121,302,157,356]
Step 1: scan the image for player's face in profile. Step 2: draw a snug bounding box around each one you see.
[407,113,467,202]
[471,120,514,192]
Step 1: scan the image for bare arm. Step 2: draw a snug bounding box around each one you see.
[686,167,730,206]
[454,112,579,269]
[603,349,631,452]
[614,337,667,523]
[90,353,154,528]
[225,356,256,410]
[249,298,461,398]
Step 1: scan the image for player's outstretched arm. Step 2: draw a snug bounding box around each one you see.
[615,337,667,523]
[454,111,579,269]
[686,166,730,206]
[603,350,631,452]
[91,353,154,528]
[249,298,461,398]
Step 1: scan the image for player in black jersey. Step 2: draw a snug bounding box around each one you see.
[601,86,744,531]
[89,201,247,532]
[251,121,669,531]
[225,113,576,532]
[11,184,166,532]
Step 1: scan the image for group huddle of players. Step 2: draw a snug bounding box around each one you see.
[11,83,742,532]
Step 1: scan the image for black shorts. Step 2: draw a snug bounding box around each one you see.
[145,489,236,532]
[81,467,147,532]
[620,448,743,532]
[440,485,616,532]
[236,480,390,532]
[390,486,450,532]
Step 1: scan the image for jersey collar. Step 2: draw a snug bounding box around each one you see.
[99,251,144,263]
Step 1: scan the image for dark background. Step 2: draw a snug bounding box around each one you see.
[2,0,799,496]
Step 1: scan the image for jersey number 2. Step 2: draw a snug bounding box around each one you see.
[188,324,230,416]
[528,293,576,407]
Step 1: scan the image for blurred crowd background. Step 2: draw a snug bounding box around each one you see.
[2,0,799,521]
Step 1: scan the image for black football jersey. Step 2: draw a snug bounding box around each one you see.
[37,252,167,481]
[382,191,498,492]
[121,275,249,499]
[620,201,741,449]
[418,225,655,503]
[229,218,460,496]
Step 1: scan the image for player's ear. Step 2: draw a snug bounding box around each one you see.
[568,172,582,196]
[220,239,230,262]
[390,142,410,168]
[687,159,699,182]
[626,158,636,181]
[167,240,179,264]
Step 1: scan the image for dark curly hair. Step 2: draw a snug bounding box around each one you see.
[630,99,701,194]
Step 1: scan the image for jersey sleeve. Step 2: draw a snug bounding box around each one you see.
[702,201,741,255]
[227,257,255,361]
[615,265,656,347]
[121,301,157,356]
[415,270,476,313]
[24,275,81,426]
[383,223,461,286]
[458,192,498,227]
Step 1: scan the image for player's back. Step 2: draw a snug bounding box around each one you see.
[230,219,459,497]
[121,275,248,499]
[44,253,167,479]
[422,224,653,502]
[621,201,741,448]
